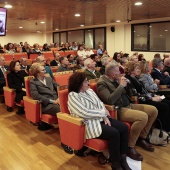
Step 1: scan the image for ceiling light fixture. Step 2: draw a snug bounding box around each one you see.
[116,20,121,22]
[75,14,80,17]
[4,4,12,8]
[19,27,23,29]
[80,24,84,27]
[40,21,45,24]
[165,30,168,31]
[55,28,59,30]
[134,2,142,6]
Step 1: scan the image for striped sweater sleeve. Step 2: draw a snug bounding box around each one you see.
[68,92,104,119]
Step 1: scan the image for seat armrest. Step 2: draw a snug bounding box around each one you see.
[57,112,85,150]
[23,96,41,104]
[104,104,117,119]
[57,112,84,126]
[3,86,16,92]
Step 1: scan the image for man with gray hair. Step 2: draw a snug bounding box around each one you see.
[36,55,53,78]
[97,63,158,161]
[163,57,170,75]
[151,58,170,85]
[84,58,101,80]
[100,57,110,75]
[20,57,30,73]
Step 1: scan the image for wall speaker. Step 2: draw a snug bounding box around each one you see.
[110,26,115,32]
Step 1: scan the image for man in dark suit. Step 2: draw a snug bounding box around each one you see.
[84,58,101,80]
[151,58,170,85]
[0,56,8,102]
[20,57,30,74]
[50,53,60,66]
[163,57,170,75]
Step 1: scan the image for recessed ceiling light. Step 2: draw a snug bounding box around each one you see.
[4,4,12,8]
[116,20,121,22]
[40,21,45,24]
[165,30,168,31]
[160,35,162,36]
[55,28,59,30]
[75,13,80,17]
[134,31,136,32]
[134,2,142,6]
[19,27,23,29]
[80,24,84,27]
[137,35,140,36]
[149,26,152,27]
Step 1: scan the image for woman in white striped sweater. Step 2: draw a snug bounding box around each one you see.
[68,72,131,170]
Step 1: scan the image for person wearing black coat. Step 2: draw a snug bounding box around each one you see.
[125,61,170,133]
[7,60,28,114]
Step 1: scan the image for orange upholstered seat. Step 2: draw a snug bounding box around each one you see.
[57,86,108,152]
[3,74,24,111]
[53,71,73,86]
[14,53,28,60]
[24,76,57,124]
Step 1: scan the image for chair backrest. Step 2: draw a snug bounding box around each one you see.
[14,53,28,60]
[50,66,58,72]
[53,71,73,86]
[3,54,13,61]
[58,86,70,114]
[42,51,54,58]
[65,51,77,57]
[29,53,39,60]
[88,78,99,94]
[24,76,34,98]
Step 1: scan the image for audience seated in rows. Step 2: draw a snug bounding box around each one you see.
[125,61,170,134]
[68,72,131,170]
[84,58,101,80]
[7,60,28,114]
[97,63,158,161]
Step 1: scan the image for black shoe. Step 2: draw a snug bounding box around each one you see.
[38,121,52,131]
[16,106,25,115]
[61,143,73,154]
[74,146,88,157]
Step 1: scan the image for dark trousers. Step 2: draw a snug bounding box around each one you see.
[98,118,128,162]
[140,99,170,132]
